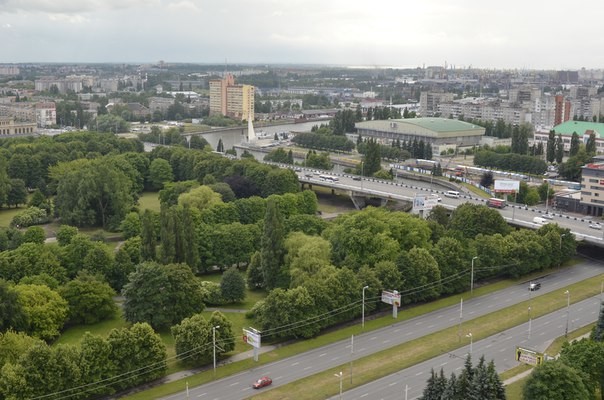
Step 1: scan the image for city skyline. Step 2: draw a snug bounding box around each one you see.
[2,0,604,70]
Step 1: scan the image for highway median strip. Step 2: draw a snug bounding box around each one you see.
[250,274,604,400]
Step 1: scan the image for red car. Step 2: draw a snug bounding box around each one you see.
[252,376,272,389]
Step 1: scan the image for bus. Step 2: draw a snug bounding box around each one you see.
[319,174,339,182]
[487,198,507,209]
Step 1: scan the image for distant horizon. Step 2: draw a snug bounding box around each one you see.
[2,0,604,70]
[2,61,602,72]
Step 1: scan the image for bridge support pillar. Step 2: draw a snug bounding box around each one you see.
[350,195,367,210]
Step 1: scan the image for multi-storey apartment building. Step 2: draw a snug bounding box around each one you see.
[419,91,455,116]
[35,102,56,127]
[580,159,604,216]
[209,74,254,121]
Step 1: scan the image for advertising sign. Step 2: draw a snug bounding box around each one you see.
[494,179,520,193]
[243,328,261,349]
[413,195,439,211]
[381,290,401,306]
[515,346,544,366]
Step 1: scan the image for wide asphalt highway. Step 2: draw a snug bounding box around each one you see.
[333,294,603,400]
[161,262,603,400]
[295,168,604,244]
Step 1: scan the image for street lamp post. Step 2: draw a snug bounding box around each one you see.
[213,325,220,377]
[334,371,343,400]
[362,285,369,329]
[559,234,567,267]
[471,256,478,295]
[466,332,473,355]
[528,306,532,339]
[564,291,570,337]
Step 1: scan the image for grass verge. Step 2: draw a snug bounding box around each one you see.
[121,272,604,400]
[252,274,604,400]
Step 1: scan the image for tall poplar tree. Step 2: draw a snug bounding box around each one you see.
[569,132,580,156]
[555,134,564,163]
[260,198,286,290]
[546,130,556,163]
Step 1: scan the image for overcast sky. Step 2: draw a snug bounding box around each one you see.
[2,0,603,69]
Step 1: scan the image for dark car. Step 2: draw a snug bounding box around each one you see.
[252,376,272,389]
[352,176,362,181]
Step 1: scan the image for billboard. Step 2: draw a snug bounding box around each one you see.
[494,180,520,193]
[413,195,439,211]
[243,328,261,349]
[381,290,401,306]
[515,346,544,366]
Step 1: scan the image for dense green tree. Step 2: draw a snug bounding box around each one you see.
[449,204,511,239]
[569,132,580,156]
[480,171,494,188]
[7,178,27,207]
[171,311,235,366]
[0,330,43,367]
[122,262,205,330]
[558,148,592,181]
[13,284,68,341]
[246,251,264,289]
[594,301,604,342]
[120,211,141,239]
[545,130,556,163]
[110,236,142,291]
[59,272,117,325]
[363,138,382,176]
[56,225,79,246]
[22,226,46,244]
[78,332,117,397]
[555,134,564,163]
[148,158,174,190]
[285,232,332,288]
[140,209,158,260]
[523,360,591,400]
[220,267,246,303]
[0,280,23,332]
[586,132,597,154]
[433,236,471,294]
[560,338,604,398]
[397,247,441,303]
[106,322,167,390]
[52,159,134,229]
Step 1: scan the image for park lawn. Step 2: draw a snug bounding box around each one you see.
[0,205,27,227]
[137,191,161,212]
[199,271,268,310]
[54,308,128,346]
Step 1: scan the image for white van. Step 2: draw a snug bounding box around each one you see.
[533,216,547,225]
[444,190,460,198]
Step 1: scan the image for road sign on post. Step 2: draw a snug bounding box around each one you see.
[243,328,261,361]
[381,290,401,318]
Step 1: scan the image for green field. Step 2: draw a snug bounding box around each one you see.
[137,191,161,212]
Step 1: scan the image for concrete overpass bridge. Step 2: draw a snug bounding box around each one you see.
[287,166,604,248]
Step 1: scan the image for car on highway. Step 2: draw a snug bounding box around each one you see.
[589,222,602,230]
[252,376,272,389]
[294,167,302,172]
[352,176,362,181]
[304,173,313,178]
[542,213,554,220]
[430,194,442,202]
[528,282,541,291]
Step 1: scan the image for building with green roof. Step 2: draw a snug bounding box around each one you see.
[535,120,604,154]
[355,118,485,155]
